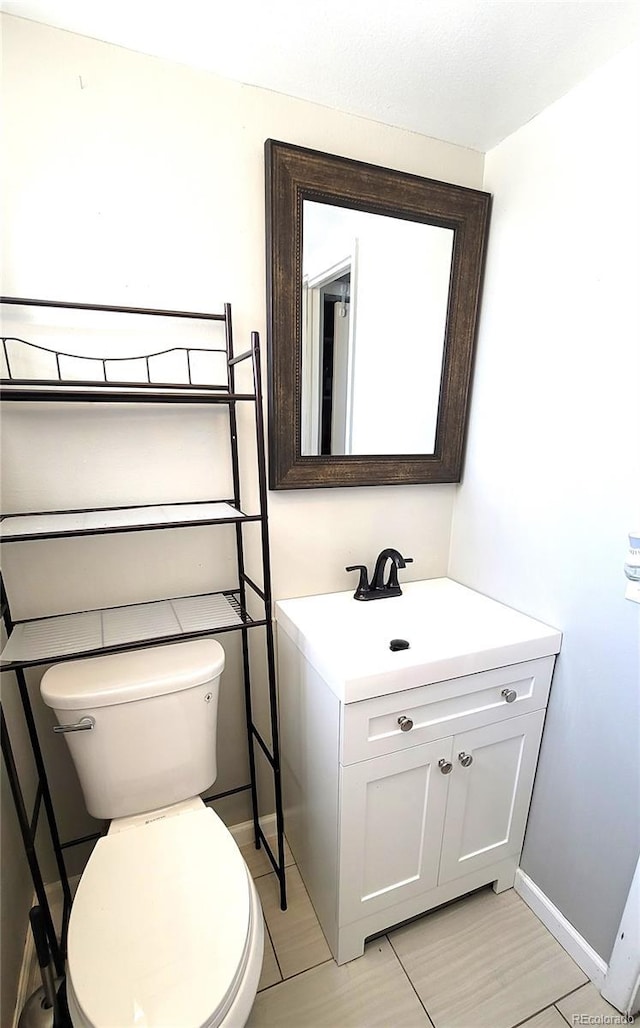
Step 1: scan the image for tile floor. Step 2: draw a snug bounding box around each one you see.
[31,839,626,1028]
[241,838,625,1028]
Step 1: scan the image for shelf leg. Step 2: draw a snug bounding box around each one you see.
[264,617,287,911]
[16,669,73,955]
[251,331,287,910]
[239,624,261,850]
[1,704,65,976]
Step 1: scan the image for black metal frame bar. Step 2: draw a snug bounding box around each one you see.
[251,332,287,900]
[0,386,257,403]
[1,707,65,975]
[1,576,71,970]
[1,502,262,543]
[3,498,239,518]
[0,295,227,319]
[0,296,287,967]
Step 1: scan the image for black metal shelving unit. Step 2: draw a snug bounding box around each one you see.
[0,296,287,975]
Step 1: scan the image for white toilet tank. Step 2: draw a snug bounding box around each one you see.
[40,640,225,820]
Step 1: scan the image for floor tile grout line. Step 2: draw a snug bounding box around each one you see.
[551,982,590,1005]
[508,1002,562,1028]
[251,875,598,1022]
[385,910,592,1028]
[255,956,336,994]
[251,860,295,880]
[386,932,436,1027]
[256,861,336,988]
[263,919,284,986]
[553,1007,574,1028]
[502,979,592,1028]
[253,864,285,991]
[252,866,280,880]
[552,981,596,1028]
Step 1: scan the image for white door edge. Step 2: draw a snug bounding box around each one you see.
[601,853,640,1016]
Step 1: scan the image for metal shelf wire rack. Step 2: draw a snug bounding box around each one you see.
[0,295,287,974]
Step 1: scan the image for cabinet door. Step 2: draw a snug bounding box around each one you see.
[438,709,545,885]
[338,738,452,925]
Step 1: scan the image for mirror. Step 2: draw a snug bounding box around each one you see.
[265,140,491,489]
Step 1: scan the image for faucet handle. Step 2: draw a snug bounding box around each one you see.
[346,564,370,600]
[387,556,413,590]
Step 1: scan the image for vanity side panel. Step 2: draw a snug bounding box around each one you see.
[277,625,340,952]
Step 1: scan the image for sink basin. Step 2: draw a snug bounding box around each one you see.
[275,578,561,703]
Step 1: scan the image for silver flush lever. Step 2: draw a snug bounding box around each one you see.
[53,715,95,734]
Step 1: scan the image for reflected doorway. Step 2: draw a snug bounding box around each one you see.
[302,256,356,456]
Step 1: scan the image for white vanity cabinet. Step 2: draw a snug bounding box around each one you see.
[276,578,561,964]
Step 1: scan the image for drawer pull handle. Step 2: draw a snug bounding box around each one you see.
[501,688,517,703]
[438,759,453,774]
[397,716,414,732]
[458,751,473,767]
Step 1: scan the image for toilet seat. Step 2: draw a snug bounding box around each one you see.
[67,805,261,1027]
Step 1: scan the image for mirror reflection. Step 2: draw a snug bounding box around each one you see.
[302,201,454,456]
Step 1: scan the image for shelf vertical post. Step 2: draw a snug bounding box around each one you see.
[2,570,69,967]
[251,331,287,910]
[1,705,65,975]
[224,305,261,850]
[15,668,73,950]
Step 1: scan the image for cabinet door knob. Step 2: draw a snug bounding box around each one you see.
[458,751,473,767]
[397,715,414,732]
[501,688,517,703]
[438,758,453,774]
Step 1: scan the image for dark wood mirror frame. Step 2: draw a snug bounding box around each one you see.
[265,139,491,490]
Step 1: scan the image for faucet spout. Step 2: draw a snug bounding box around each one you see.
[346,549,413,600]
[371,548,412,592]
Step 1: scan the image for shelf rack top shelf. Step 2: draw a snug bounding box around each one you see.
[1,296,256,402]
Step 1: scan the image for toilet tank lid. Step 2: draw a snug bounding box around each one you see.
[41,640,225,710]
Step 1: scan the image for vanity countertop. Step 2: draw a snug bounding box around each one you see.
[275,578,561,703]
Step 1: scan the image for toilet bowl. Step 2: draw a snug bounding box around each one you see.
[40,640,265,1028]
[65,799,263,1028]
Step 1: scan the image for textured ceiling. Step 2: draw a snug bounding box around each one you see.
[2,0,638,151]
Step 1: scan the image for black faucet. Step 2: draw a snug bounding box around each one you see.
[346,548,413,601]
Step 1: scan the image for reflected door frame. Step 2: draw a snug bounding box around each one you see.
[301,246,358,456]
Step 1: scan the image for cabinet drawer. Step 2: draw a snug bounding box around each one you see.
[340,657,554,765]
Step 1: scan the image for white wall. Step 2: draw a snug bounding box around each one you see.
[449,43,640,963]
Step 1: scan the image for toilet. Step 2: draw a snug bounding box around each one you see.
[40,639,264,1028]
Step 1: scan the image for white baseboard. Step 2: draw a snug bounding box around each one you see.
[515,869,608,990]
[229,812,277,847]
